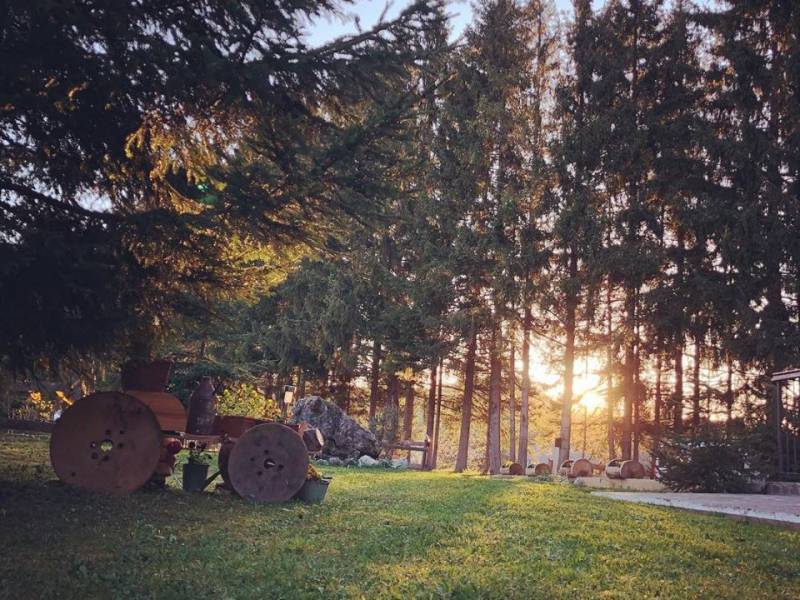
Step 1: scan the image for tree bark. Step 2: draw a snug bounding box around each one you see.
[488,321,503,475]
[385,372,400,446]
[605,279,615,458]
[403,380,415,441]
[455,329,477,472]
[517,308,531,468]
[508,327,516,463]
[621,285,635,460]
[633,306,641,461]
[673,228,685,433]
[368,339,381,427]
[559,251,578,468]
[432,357,443,468]
[654,353,662,460]
[692,334,702,429]
[725,355,734,436]
[425,362,437,468]
[673,341,684,432]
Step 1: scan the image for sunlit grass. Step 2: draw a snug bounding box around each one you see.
[1,431,798,599]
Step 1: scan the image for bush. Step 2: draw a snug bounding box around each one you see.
[654,430,771,493]
[217,383,281,420]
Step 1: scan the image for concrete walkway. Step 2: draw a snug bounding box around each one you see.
[592,491,800,527]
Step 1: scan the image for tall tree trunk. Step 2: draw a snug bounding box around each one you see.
[692,334,702,430]
[654,353,662,463]
[559,251,578,468]
[633,374,641,462]
[605,279,615,458]
[673,341,684,432]
[368,339,381,427]
[403,380,415,441]
[508,326,516,463]
[673,228,685,433]
[725,355,734,436]
[488,321,503,475]
[633,306,641,462]
[517,308,531,468]
[621,0,642,462]
[432,357,443,468]
[385,372,400,447]
[425,362,437,468]
[455,329,477,472]
[621,285,635,460]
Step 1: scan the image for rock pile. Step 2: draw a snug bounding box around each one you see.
[290,396,381,460]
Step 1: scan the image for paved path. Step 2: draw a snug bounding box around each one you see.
[592,491,800,527]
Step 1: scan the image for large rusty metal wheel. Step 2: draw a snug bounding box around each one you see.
[50,391,162,495]
[227,423,309,503]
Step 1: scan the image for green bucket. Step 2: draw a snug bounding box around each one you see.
[296,477,331,503]
[182,462,210,492]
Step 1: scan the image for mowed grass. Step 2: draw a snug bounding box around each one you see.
[1,432,798,600]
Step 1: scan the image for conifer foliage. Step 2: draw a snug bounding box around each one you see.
[3,0,800,472]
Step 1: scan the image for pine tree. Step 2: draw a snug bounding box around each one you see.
[0,0,446,371]
[702,0,800,382]
[595,0,665,459]
[439,0,544,474]
[550,0,605,467]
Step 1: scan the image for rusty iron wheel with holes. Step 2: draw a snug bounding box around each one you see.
[50,391,162,495]
[227,422,309,503]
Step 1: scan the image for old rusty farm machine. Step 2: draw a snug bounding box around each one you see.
[49,361,323,502]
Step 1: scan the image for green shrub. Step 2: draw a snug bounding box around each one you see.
[217,383,281,420]
[654,430,771,493]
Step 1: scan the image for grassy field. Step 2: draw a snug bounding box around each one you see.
[1,431,798,599]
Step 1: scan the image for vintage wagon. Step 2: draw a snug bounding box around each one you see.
[49,361,323,502]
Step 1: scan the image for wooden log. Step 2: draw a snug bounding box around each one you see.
[620,459,646,479]
[533,463,551,475]
[302,428,324,453]
[569,458,593,478]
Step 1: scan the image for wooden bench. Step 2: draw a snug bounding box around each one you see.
[383,438,431,470]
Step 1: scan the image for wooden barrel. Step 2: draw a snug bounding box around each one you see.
[620,459,646,479]
[533,463,551,475]
[508,462,524,476]
[570,458,593,478]
[605,458,624,479]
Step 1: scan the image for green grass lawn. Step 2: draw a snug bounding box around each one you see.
[1,431,798,599]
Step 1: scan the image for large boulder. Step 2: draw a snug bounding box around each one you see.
[290,396,381,459]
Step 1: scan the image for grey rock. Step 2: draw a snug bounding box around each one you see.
[358,455,379,467]
[390,458,408,469]
[328,457,343,466]
[290,396,381,459]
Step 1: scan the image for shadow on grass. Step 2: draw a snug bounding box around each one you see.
[1,433,799,599]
